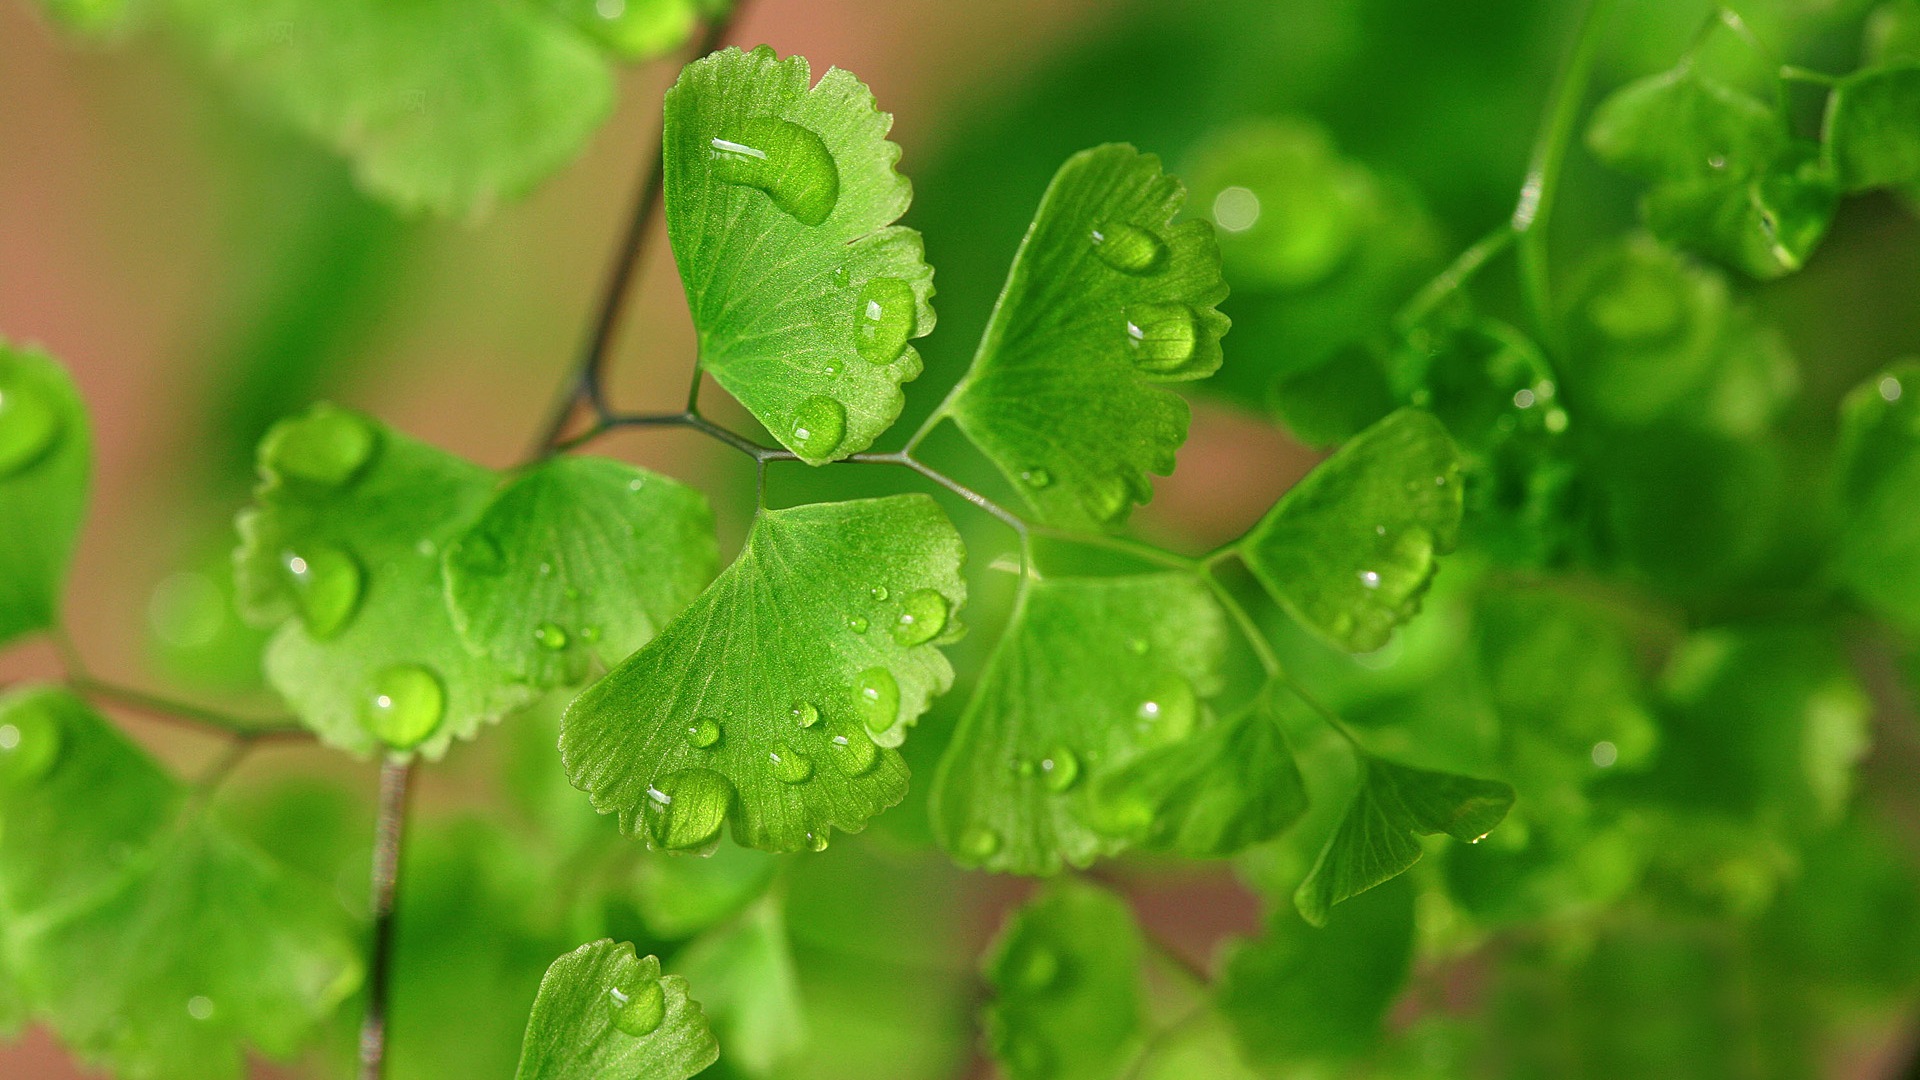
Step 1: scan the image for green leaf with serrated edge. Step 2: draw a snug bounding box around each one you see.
[1241,409,1462,654]
[0,344,90,649]
[445,456,718,689]
[562,495,964,853]
[983,879,1144,1080]
[929,572,1228,874]
[1639,147,1836,280]
[1826,64,1920,192]
[1086,685,1307,859]
[632,840,777,939]
[1217,874,1413,1064]
[947,143,1230,530]
[164,0,612,214]
[1833,361,1920,628]
[673,896,806,1076]
[235,405,532,757]
[662,46,934,464]
[514,940,719,1080]
[1294,754,1512,926]
[0,689,360,1080]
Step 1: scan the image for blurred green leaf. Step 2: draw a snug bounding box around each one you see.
[674,896,808,1076]
[446,456,717,689]
[235,405,532,756]
[930,572,1228,873]
[947,143,1229,530]
[0,344,90,649]
[1868,0,1920,63]
[1834,361,1920,627]
[1295,753,1513,926]
[663,46,935,464]
[1825,63,1920,191]
[1242,409,1464,653]
[631,840,777,939]
[542,0,702,60]
[515,940,719,1080]
[562,496,964,852]
[982,879,1144,1080]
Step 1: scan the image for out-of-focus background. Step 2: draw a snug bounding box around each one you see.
[6,0,1920,1076]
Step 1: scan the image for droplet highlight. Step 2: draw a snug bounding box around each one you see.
[852,667,900,734]
[609,979,666,1036]
[1123,302,1199,373]
[710,116,840,226]
[769,746,814,784]
[1091,222,1169,275]
[1134,675,1197,745]
[534,622,569,651]
[365,665,445,749]
[1039,746,1080,793]
[646,768,734,849]
[846,614,869,634]
[828,725,878,775]
[0,700,62,788]
[959,824,1002,860]
[283,544,363,641]
[892,589,950,646]
[790,701,820,729]
[852,277,916,365]
[790,395,846,459]
[686,717,722,749]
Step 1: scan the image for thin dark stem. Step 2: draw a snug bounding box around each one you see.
[69,675,308,740]
[1394,225,1515,332]
[358,757,415,1080]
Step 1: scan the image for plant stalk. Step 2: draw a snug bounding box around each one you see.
[357,757,415,1080]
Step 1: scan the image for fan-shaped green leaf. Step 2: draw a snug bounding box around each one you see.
[445,456,718,689]
[662,46,935,464]
[930,572,1228,874]
[561,495,965,853]
[946,143,1230,530]
[1294,754,1513,926]
[235,404,532,757]
[983,879,1144,1080]
[1241,409,1463,653]
[0,344,90,649]
[514,940,719,1080]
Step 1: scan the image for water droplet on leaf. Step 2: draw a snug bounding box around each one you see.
[846,614,869,634]
[687,717,722,749]
[892,589,949,646]
[0,374,61,477]
[805,830,829,852]
[283,544,363,640]
[870,585,889,602]
[790,701,820,728]
[0,700,62,787]
[1090,222,1168,275]
[1038,746,1080,793]
[790,395,846,458]
[268,406,377,488]
[852,666,900,734]
[1020,467,1053,489]
[534,622,569,651]
[1123,302,1199,373]
[710,116,840,226]
[609,979,665,1036]
[365,665,444,748]
[769,746,814,784]
[828,725,878,775]
[646,768,733,849]
[958,824,1001,860]
[852,277,916,365]
[1134,675,1197,744]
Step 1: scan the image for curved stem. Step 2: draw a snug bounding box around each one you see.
[357,756,416,1080]
[1394,225,1515,332]
[1031,526,1198,572]
[69,676,308,740]
[1198,569,1280,679]
[1513,0,1615,348]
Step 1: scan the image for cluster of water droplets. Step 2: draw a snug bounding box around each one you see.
[1086,220,1210,382]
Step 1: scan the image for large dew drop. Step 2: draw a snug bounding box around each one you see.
[268,406,378,489]
[646,767,734,849]
[852,667,900,734]
[1090,222,1169,275]
[828,724,879,775]
[365,665,445,749]
[769,746,814,784]
[0,699,63,788]
[892,589,950,646]
[686,717,722,749]
[852,278,916,365]
[608,979,666,1037]
[790,701,820,729]
[283,544,363,641]
[1039,746,1081,793]
[790,395,847,459]
[1123,303,1199,373]
[1134,675,1197,745]
[710,116,840,226]
[0,374,61,477]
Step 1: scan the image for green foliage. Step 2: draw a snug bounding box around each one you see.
[1825,63,1920,192]
[236,405,533,756]
[1833,361,1920,627]
[562,496,965,853]
[982,879,1144,1080]
[1242,409,1463,653]
[514,940,719,1080]
[672,895,807,1075]
[663,46,936,463]
[946,144,1230,529]
[0,344,90,649]
[445,456,717,689]
[930,572,1229,873]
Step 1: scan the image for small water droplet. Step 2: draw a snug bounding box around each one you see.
[892,589,950,646]
[870,585,890,602]
[1020,467,1053,489]
[1358,570,1381,590]
[0,373,61,477]
[769,746,814,784]
[282,544,363,640]
[1039,746,1080,793]
[958,824,1001,860]
[846,614,869,634]
[364,665,445,748]
[828,724,878,774]
[687,717,722,749]
[852,277,916,365]
[186,995,215,1021]
[609,979,665,1036]
[710,116,840,226]
[267,406,378,488]
[534,622,569,651]
[1123,302,1199,373]
[1135,675,1197,744]
[805,830,830,852]
[831,264,852,289]
[646,768,734,849]
[1090,222,1169,275]
[790,701,820,728]
[790,395,847,459]
[0,700,62,787]
[852,667,900,734]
